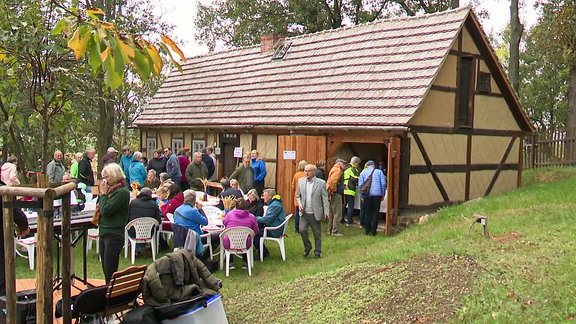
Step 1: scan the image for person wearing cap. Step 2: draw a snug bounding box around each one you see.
[46,150,65,183]
[119,145,134,184]
[342,156,361,225]
[358,160,386,236]
[326,158,346,236]
[128,187,164,253]
[101,147,118,166]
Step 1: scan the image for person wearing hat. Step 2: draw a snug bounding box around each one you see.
[326,158,346,236]
[358,160,386,236]
[101,147,118,166]
[128,187,165,253]
[119,145,134,184]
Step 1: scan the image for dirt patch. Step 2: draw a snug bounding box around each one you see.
[223,254,482,323]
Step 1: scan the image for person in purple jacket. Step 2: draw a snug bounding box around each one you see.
[222,198,259,270]
[358,160,386,236]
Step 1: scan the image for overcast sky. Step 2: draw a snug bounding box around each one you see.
[158,0,540,58]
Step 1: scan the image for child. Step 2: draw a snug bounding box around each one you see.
[156,187,169,206]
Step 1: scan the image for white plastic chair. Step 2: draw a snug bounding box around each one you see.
[15,234,37,270]
[124,218,159,264]
[260,214,292,262]
[86,228,99,254]
[219,227,255,277]
[202,206,223,221]
[200,232,213,260]
[157,213,174,253]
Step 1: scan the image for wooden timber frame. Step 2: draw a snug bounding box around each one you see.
[326,133,403,235]
[0,174,77,324]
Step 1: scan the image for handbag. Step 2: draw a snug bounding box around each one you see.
[91,204,101,225]
[347,176,358,191]
[359,169,376,196]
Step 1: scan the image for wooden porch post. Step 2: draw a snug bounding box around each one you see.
[37,173,54,324]
[2,195,16,324]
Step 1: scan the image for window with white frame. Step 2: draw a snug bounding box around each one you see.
[172,138,184,154]
[146,137,157,159]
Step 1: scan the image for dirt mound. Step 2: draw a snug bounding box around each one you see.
[224,254,482,323]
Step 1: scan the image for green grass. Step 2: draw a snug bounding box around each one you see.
[14,167,576,322]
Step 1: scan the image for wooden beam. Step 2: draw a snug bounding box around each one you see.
[409,125,526,137]
[2,196,16,324]
[410,163,518,174]
[411,133,450,202]
[484,137,517,197]
[465,134,472,201]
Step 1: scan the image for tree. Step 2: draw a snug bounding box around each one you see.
[0,0,85,174]
[53,0,183,170]
[533,0,576,156]
[509,0,523,92]
[196,0,481,50]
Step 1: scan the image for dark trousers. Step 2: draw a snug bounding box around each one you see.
[294,208,300,232]
[299,212,322,256]
[254,181,264,197]
[99,233,124,284]
[364,196,382,235]
[344,194,355,224]
[180,181,190,191]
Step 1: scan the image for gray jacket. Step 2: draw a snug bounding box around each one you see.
[296,177,330,221]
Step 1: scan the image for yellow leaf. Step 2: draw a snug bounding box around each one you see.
[0,53,5,60]
[67,28,89,60]
[100,47,109,62]
[160,35,186,62]
[141,39,162,75]
[99,21,115,30]
[116,36,135,61]
[86,9,105,16]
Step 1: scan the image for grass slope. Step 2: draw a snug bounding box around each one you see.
[13,168,576,322]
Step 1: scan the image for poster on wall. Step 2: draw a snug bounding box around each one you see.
[283,150,296,160]
[193,140,205,153]
[233,147,243,158]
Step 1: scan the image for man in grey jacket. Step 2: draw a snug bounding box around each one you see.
[296,164,330,259]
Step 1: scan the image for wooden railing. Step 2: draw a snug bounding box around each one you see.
[0,175,77,324]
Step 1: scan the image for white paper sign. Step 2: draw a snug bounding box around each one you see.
[283,150,296,160]
[233,147,243,158]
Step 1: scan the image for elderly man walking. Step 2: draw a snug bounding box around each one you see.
[46,150,65,183]
[297,164,330,259]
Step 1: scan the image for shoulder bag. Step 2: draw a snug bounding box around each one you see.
[359,169,376,196]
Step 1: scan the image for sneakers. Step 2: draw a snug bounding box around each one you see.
[332,233,344,237]
[303,248,311,257]
[242,261,248,270]
[228,263,235,270]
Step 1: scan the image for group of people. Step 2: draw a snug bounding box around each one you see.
[291,156,387,258]
[1,143,388,286]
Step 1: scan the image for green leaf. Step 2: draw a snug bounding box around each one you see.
[52,19,67,35]
[132,49,151,79]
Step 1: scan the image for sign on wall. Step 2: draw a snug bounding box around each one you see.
[233,147,243,158]
[283,150,296,160]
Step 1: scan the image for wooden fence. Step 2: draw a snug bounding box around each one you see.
[523,131,576,168]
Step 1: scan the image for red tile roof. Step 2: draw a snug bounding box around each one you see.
[136,7,472,130]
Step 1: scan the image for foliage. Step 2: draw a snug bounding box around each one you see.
[53,3,185,90]
[195,0,474,50]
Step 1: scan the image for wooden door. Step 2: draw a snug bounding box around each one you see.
[277,136,326,214]
[219,134,240,178]
[386,137,401,234]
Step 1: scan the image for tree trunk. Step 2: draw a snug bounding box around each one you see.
[41,109,49,173]
[509,0,523,93]
[97,82,115,172]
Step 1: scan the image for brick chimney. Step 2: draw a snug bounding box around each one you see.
[260,34,285,55]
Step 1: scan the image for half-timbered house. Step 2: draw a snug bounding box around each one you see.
[135,7,534,234]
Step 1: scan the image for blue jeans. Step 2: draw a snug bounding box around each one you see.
[294,208,300,232]
[344,194,355,224]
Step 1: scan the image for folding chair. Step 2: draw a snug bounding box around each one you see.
[260,214,292,262]
[55,265,147,323]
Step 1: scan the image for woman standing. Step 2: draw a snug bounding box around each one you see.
[98,163,130,284]
[1,156,20,186]
[291,160,307,232]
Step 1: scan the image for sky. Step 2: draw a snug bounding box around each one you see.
[158,0,540,58]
